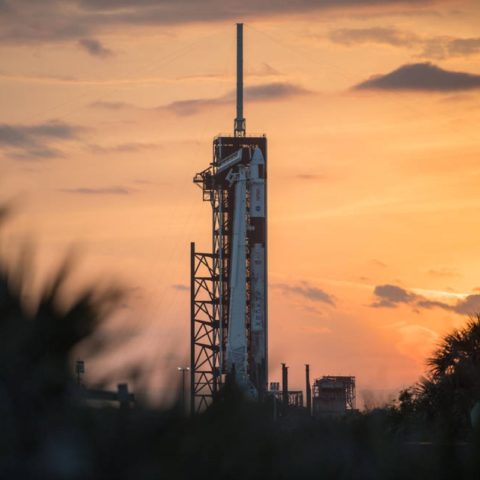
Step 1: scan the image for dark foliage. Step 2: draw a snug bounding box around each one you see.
[394,316,480,439]
[1,214,479,478]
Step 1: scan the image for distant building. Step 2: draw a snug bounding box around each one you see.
[75,360,134,409]
[312,376,356,417]
[268,384,304,408]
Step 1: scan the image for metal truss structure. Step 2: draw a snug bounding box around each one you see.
[190,24,268,413]
[190,243,220,413]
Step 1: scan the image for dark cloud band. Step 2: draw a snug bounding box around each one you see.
[329,27,480,60]
[371,283,480,316]
[0,120,82,160]
[355,63,480,92]
[0,0,443,45]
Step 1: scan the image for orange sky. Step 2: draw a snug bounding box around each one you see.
[2,0,480,405]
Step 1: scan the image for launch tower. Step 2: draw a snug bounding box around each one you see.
[190,24,268,413]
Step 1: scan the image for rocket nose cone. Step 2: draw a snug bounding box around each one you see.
[251,147,265,165]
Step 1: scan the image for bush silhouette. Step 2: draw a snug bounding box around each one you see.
[1,207,480,479]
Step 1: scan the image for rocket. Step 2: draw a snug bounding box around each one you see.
[224,147,267,399]
[225,166,247,386]
[191,24,268,412]
[248,147,267,396]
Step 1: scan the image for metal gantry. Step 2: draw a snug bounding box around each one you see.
[190,24,268,413]
[190,243,221,413]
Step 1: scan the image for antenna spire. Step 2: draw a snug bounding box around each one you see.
[234,23,246,137]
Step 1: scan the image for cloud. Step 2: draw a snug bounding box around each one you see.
[61,186,133,195]
[454,295,480,315]
[256,62,281,76]
[163,98,223,116]
[420,37,480,60]
[163,82,310,116]
[172,284,189,292]
[371,284,480,315]
[0,121,79,147]
[328,27,480,60]
[90,101,132,110]
[427,267,459,278]
[87,142,160,153]
[371,259,387,268]
[354,63,480,92]
[0,120,82,160]
[371,284,417,308]
[0,0,441,45]
[417,294,480,315]
[0,72,79,85]
[89,82,309,116]
[329,27,418,47]
[78,37,113,57]
[273,281,335,306]
[244,82,310,101]
[295,173,327,181]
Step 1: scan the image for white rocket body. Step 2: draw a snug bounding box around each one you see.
[225,165,256,397]
[248,148,267,392]
[223,147,267,398]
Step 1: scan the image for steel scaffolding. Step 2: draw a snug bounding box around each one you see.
[190,243,221,414]
[190,24,268,413]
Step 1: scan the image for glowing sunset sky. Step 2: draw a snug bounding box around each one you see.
[2,0,480,403]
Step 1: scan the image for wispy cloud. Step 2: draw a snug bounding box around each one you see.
[295,173,327,181]
[162,82,310,116]
[273,281,335,306]
[329,27,480,60]
[61,186,133,195]
[90,100,133,110]
[0,120,83,160]
[88,82,310,116]
[420,37,480,60]
[86,142,161,154]
[427,267,460,278]
[78,37,113,57]
[354,63,480,92]
[176,63,281,83]
[329,27,418,48]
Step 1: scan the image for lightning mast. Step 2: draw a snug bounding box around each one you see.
[235,23,246,137]
[191,24,268,412]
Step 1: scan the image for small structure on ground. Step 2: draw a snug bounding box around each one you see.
[312,376,356,417]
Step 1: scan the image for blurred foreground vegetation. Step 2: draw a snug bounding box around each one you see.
[1,216,480,478]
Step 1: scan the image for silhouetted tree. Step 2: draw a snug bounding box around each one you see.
[0,208,122,477]
[410,315,480,436]
[1,206,480,479]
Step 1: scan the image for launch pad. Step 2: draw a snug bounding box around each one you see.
[190,25,268,413]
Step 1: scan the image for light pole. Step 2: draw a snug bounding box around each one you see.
[177,367,190,414]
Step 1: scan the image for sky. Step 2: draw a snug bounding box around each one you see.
[2,0,480,405]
